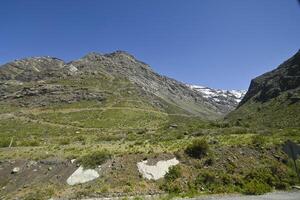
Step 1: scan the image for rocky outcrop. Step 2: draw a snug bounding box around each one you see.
[137,158,179,180]
[240,50,300,106]
[66,166,100,186]
[227,50,300,128]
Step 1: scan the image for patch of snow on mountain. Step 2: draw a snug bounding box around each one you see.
[188,84,247,106]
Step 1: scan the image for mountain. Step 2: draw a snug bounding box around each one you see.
[227,50,300,128]
[187,85,246,114]
[0,51,229,123]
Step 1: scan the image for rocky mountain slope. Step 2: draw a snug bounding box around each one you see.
[188,85,246,114]
[0,51,240,119]
[227,50,300,127]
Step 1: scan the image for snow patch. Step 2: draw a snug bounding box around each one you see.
[137,158,179,180]
[187,84,246,104]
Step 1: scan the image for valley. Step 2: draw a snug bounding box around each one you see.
[0,51,299,199]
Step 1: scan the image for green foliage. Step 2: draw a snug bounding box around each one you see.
[0,137,11,147]
[161,179,186,194]
[244,163,298,191]
[58,137,71,145]
[18,139,40,147]
[227,91,300,128]
[165,165,182,181]
[243,179,272,195]
[195,170,216,186]
[78,150,111,168]
[194,170,243,193]
[185,139,209,158]
[251,135,266,147]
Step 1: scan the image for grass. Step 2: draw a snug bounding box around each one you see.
[0,86,300,198]
[227,91,300,128]
[78,150,111,168]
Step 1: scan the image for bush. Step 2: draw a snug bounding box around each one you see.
[165,165,182,181]
[243,179,272,195]
[245,164,297,190]
[162,179,186,194]
[78,150,111,168]
[195,171,216,186]
[0,137,11,148]
[251,135,266,147]
[185,139,209,158]
[194,171,241,193]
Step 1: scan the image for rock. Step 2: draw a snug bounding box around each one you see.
[292,185,300,190]
[137,158,179,180]
[66,166,100,186]
[11,167,20,174]
[169,124,178,129]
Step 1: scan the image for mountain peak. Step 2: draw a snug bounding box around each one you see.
[188,84,247,112]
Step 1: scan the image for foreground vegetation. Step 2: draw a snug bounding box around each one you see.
[0,98,299,199]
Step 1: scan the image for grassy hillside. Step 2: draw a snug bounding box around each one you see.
[226,90,300,128]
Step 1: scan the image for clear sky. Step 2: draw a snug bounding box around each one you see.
[1,0,300,90]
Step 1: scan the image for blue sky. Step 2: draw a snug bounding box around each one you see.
[1,0,300,90]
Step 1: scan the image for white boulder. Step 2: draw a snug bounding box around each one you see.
[66,166,99,186]
[137,158,179,180]
[11,167,20,174]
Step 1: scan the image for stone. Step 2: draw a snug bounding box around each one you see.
[137,158,179,180]
[11,167,20,174]
[66,166,99,186]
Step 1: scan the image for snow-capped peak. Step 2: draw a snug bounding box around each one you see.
[187,84,247,108]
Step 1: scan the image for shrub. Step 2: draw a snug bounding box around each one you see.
[245,167,274,186]
[0,137,11,148]
[251,135,266,147]
[165,165,182,181]
[195,171,216,186]
[162,179,186,194]
[243,179,272,195]
[204,156,215,166]
[185,139,209,158]
[78,150,111,168]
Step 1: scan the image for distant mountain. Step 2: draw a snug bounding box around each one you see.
[227,50,300,128]
[188,85,246,114]
[0,51,229,120]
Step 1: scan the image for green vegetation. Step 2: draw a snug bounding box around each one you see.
[78,150,111,168]
[227,91,300,128]
[185,139,209,159]
[0,75,299,199]
[165,165,182,182]
[243,180,272,195]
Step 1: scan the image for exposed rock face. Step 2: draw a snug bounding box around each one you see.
[0,51,235,118]
[137,158,179,180]
[0,57,65,82]
[240,50,300,106]
[227,50,300,128]
[66,166,99,186]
